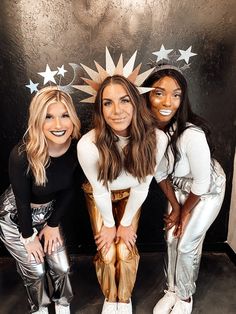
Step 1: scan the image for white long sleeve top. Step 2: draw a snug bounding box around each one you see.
[154,124,211,195]
[77,128,168,227]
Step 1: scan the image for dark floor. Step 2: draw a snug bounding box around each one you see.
[0,252,235,314]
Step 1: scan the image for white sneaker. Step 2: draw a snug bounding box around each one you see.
[117,299,132,314]
[101,299,117,314]
[171,296,193,314]
[153,290,178,314]
[34,308,49,314]
[55,304,70,314]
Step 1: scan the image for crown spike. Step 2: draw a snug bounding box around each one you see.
[94,61,109,81]
[114,54,124,75]
[123,51,137,77]
[80,63,102,83]
[106,47,116,75]
[127,63,142,84]
[82,77,100,91]
[135,67,155,86]
[73,84,96,96]
[80,96,96,103]
[137,86,155,94]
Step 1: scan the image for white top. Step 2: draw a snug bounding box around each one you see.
[154,124,211,195]
[77,128,168,227]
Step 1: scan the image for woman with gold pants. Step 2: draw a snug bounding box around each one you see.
[77,75,168,314]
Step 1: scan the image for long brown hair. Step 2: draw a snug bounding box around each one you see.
[94,75,157,187]
[23,86,81,186]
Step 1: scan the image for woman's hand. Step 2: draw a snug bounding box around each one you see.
[116,225,137,251]
[164,204,181,235]
[175,192,200,237]
[39,225,63,255]
[94,225,116,254]
[176,209,192,237]
[24,236,45,263]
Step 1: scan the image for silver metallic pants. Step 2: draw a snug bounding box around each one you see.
[0,186,73,313]
[165,161,226,299]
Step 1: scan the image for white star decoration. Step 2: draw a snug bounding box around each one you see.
[177,46,197,64]
[152,44,173,62]
[38,64,58,84]
[25,80,39,94]
[25,46,197,95]
[57,65,67,77]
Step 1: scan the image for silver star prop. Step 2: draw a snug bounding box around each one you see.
[57,65,67,77]
[38,64,58,84]
[25,79,39,94]
[152,45,173,62]
[177,46,197,64]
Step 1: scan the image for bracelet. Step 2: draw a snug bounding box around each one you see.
[20,228,38,245]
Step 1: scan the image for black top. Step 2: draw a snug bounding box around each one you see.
[9,140,78,238]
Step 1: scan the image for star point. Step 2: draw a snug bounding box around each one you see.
[38,64,58,85]
[25,80,39,94]
[57,65,67,77]
[152,44,173,62]
[177,46,197,64]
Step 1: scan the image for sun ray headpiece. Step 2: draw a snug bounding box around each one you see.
[73,47,155,103]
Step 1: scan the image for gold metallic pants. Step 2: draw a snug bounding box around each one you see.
[82,182,140,302]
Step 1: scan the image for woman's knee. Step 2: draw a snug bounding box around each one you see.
[166,231,177,247]
[99,242,116,264]
[47,250,71,274]
[116,241,133,261]
[177,239,196,255]
[17,261,46,280]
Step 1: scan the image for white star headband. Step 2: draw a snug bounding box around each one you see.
[150,44,197,73]
[73,47,156,103]
[25,63,83,94]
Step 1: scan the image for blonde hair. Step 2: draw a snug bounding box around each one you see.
[22,86,81,186]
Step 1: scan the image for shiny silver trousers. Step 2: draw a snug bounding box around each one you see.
[165,161,226,299]
[0,186,73,313]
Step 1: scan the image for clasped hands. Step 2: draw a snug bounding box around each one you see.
[164,205,191,238]
[24,225,63,263]
[94,224,137,254]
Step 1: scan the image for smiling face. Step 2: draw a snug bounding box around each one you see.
[43,102,74,148]
[102,83,134,137]
[149,76,182,129]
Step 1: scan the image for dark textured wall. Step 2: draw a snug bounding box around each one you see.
[0,0,235,254]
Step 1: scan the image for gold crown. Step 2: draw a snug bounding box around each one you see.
[73,47,155,103]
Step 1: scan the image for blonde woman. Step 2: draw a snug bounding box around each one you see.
[0,86,81,314]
